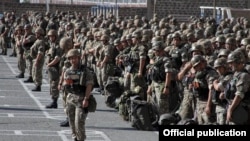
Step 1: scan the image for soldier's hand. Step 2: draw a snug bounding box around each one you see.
[163,88,169,95]
[205,106,211,116]
[82,99,89,108]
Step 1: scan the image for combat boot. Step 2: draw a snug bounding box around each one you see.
[31,85,41,92]
[16,73,24,78]
[60,117,69,127]
[45,99,58,109]
[24,76,34,83]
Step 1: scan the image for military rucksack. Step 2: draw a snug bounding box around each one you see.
[128,95,159,131]
[104,76,124,108]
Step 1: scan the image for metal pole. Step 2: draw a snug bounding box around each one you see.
[213,0,216,19]
[46,0,49,12]
[154,0,157,14]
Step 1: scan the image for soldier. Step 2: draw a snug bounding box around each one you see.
[126,30,147,100]
[225,51,250,125]
[58,37,73,127]
[190,55,218,124]
[212,58,233,125]
[22,24,36,83]
[45,29,63,108]
[0,16,9,55]
[64,49,94,141]
[147,41,179,115]
[15,25,25,78]
[30,27,46,91]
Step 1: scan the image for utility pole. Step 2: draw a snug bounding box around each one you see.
[213,0,216,19]
[46,0,49,12]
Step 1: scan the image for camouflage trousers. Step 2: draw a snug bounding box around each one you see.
[0,37,7,54]
[24,51,33,77]
[61,89,68,114]
[49,79,59,100]
[66,93,88,141]
[32,59,44,86]
[16,51,26,74]
[215,104,226,125]
[101,63,115,86]
[178,87,196,119]
[152,81,169,115]
[196,99,216,125]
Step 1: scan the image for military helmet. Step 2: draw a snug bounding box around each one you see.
[240,38,250,46]
[225,37,236,45]
[66,49,81,58]
[158,113,181,125]
[35,27,44,35]
[141,35,149,42]
[218,49,230,58]
[86,31,93,36]
[227,50,245,63]
[24,24,32,30]
[172,32,181,39]
[147,49,155,59]
[120,36,127,42]
[214,58,227,68]
[215,35,226,43]
[114,38,120,46]
[59,37,73,50]
[131,30,142,38]
[100,35,110,41]
[15,25,23,31]
[151,36,162,43]
[190,43,204,54]
[152,41,164,51]
[160,28,168,36]
[190,55,205,67]
[126,34,132,40]
[47,29,57,37]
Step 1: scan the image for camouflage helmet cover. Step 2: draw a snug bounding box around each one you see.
[66,49,81,58]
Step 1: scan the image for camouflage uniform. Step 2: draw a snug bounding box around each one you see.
[213,58,233,125]
[45,29,63,108]
[0,17,9,55]
[226,51,250,125]
[30,27,46,91]
[22,24,36,82]
[191,55,218,125]
[149,41,177,115]
[64,49,94,141]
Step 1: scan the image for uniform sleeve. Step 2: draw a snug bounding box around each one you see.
[207,69,219,86]
[163,57,174,73]
[85,69,94,86]
[235,73,250,99]
[139,45,147,59]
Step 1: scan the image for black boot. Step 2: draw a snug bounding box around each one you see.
[31,85,41,92]
[60,117,69,127]
[16,73,24,78]
[46,99,58,109]
[24,76,34,83]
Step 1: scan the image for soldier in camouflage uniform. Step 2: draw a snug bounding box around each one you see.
[22,24,36,83]
[30,27,46,92]
[64,49,94,141]
[15,25,25,78]
[125,30,147,100]
[45,29,63,108]
[147,41,178,115]
[212,58,233,125]
[0,16,9,55]
[58,37,74,127]
[225,51,250,125]
[190,55,218,124]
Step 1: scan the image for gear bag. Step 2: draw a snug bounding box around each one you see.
[104,76,124,108]
[128,95,159,131]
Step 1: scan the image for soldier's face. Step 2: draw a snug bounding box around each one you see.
[69,56,80,67]
[228,62,237,71]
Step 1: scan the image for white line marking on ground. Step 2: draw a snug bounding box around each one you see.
[7,113,14,117]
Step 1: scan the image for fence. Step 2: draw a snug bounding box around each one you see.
[27,0,146,4]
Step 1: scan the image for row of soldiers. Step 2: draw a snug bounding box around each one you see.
[1,10,250,129]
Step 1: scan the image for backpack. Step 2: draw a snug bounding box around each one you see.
[128,95,159,131]
[104,76,124,108]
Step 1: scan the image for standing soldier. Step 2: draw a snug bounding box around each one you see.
[30,27,46,91]
[22,24,36,83]
[225,51,250,125]
[126,30,147,100]
[0,16,9,55]
[64,49,94,141]
[15,25,25,78]
[190,55,218,124]
[212,58,233,125]
[45,29,62,108]
[147,41,178,115]
[58,37,73,127]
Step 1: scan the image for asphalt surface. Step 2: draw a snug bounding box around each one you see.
[0,49,158,141]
